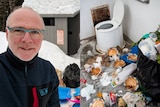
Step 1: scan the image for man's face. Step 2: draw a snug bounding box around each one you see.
[6,8,44,61]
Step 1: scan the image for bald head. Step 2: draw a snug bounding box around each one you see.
[6,7,45,30]
[5,7,45,61]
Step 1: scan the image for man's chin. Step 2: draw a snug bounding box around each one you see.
[18,54,35,62]
[20,57,33,62]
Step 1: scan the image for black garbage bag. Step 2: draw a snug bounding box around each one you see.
[136,48,160,102]
[63,63,80,88]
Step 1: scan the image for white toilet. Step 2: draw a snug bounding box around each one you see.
[95,0,124,53]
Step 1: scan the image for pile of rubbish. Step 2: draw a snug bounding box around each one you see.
[80,27,160,107]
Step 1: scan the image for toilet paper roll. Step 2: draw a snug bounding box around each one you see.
[114,63,137,85]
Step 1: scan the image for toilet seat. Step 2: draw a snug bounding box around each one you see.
[112,0,124,25]
[95,20,118,32]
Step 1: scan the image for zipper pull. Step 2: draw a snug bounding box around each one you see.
[25,64,28,77]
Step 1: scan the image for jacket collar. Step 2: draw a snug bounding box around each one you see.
[5,48,38,71]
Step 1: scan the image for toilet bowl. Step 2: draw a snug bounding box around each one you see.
[95,0,124,53]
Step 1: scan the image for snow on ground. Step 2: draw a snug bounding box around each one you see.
[22,0,80,14]
[0,32,8,53]
[39,40,80,72]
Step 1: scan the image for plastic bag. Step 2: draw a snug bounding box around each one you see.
[136,48,160,102]
[63,63,80,88]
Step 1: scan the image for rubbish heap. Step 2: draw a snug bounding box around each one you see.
[80,27,160,107]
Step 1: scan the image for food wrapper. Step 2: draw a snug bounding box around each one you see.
[89,98,105,107]
[122,92,140,106]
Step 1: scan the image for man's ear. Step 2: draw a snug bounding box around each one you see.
[5,28,9,41]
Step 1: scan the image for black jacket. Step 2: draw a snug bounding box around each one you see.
[0,48,60,107]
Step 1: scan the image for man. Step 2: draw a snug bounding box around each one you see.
[0,7,60,107]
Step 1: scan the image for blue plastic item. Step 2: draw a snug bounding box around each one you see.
[74,87,80,97]
[58,87,71,101]
[142,33,150,39]
[130,45,138,54]
[73,103,80,107]
[120,45,138,64]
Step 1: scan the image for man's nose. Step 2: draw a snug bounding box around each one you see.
[21,32,33,42]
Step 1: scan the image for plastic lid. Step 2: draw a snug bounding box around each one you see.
[112,0,124,25]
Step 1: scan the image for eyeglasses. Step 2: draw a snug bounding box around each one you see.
[7,26,45,38]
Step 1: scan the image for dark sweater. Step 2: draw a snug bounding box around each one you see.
[0,48,60,107]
